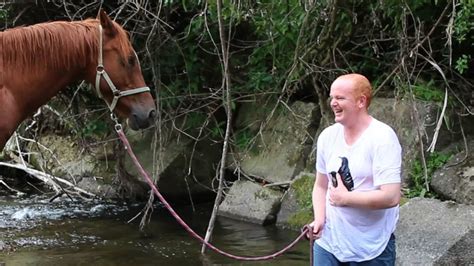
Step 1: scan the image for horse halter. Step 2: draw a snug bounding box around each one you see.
[95,25,150,112]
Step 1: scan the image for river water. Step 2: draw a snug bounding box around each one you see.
[0,194,309,266]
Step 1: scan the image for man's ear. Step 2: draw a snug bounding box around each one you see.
[98,9,117,37]
[358,95,367,108]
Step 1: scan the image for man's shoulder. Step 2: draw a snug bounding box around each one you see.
[317,123,341,148]
[320,122,341,136]
[369,118,394,133]
[369,118,400,144]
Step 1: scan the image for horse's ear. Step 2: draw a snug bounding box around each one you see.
[98,9,117,37]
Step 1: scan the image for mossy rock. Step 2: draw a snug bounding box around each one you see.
[277,172,315,229]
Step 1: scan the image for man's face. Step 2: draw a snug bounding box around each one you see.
[329,78,359,125]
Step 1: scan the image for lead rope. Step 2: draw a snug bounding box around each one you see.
[112,118,313,262]
[310,229,314,265]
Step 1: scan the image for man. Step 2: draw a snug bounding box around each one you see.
[310,73,402,265]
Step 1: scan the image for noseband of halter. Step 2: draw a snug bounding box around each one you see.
[95,25,150,112]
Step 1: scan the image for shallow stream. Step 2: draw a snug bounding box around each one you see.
[0,194,309,265]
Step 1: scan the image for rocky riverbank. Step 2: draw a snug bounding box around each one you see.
[1,96,473,264]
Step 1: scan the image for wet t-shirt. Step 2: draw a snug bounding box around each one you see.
[315,118,401,262]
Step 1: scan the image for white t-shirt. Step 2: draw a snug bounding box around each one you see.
[315,117,402,262]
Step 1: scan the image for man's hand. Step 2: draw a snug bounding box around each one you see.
[329,173,349,206]
[307,219,324,239]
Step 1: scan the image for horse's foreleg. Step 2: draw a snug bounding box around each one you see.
[0,133,10,151]
[0,118,18,152]
[0,114,21,152]
[0,86,23,152]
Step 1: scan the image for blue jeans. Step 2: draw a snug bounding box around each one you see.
[313,234,396,266]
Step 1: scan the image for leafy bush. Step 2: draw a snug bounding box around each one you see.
[411,80,446,102]
[0,7,7,20]
[454,0,474,74]
[406,152,451,198]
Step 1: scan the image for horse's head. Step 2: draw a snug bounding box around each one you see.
[90,10,156,130]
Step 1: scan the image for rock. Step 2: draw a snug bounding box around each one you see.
[28,135,107,177]
[276,172,314,229]
[76,177,118,198]
[369,98,451,184]
[396,197,473,265]
[20,115,222,202]
[27,134,119,198]
[431,139,474,204]
[435,229,474,265]
[123,125,221,203]
[218,180,283,225]
[229,100,319,184]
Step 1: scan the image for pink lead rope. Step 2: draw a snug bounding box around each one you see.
[116,128,313,262]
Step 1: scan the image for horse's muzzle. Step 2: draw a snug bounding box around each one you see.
[128,108,156,130]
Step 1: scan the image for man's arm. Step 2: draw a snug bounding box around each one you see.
[329,173,400,209]
[311,171,328,238]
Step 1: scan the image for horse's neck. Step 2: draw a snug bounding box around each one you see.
[0,67,85,151]
[2,22,97,113]
[0,22,98,151]
[2,21,97,84]
[23,70,84,113]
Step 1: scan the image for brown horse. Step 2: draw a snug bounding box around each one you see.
[0,10,156,150]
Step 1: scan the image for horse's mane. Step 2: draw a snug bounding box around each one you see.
[1,18,132,75]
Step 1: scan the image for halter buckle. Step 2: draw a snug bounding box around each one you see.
[96,64,105,73]
[110,113,123,132]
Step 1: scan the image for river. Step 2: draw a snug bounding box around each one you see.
[0,194,310,266]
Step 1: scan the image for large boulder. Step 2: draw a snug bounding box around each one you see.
[218,180,283,225]
[396,197,473,265]
[431,139,474,204]
[229,100,319,184]
[369,98,451,183]
[26,135,101,177]
[26,134,120,198]
[435,229,474,265]
[123,125,222,204]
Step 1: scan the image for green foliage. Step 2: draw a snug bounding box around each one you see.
[185,112,207,130]
[234,128,253,150]
[149,0,471,133]
[406,152,451,198]
[210,120,225,139]
[157,1,306,101]
[378,0,442,29]
[455,54,471,74]
[410,80,446,102]
[154,2,215,111]
[454,0,474,75]
[0,7,7,18]
[79,119,109,139]
[183,112,227,140]
[241,1,304,93]
[454,0,474,43]
[6,1,470,162]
